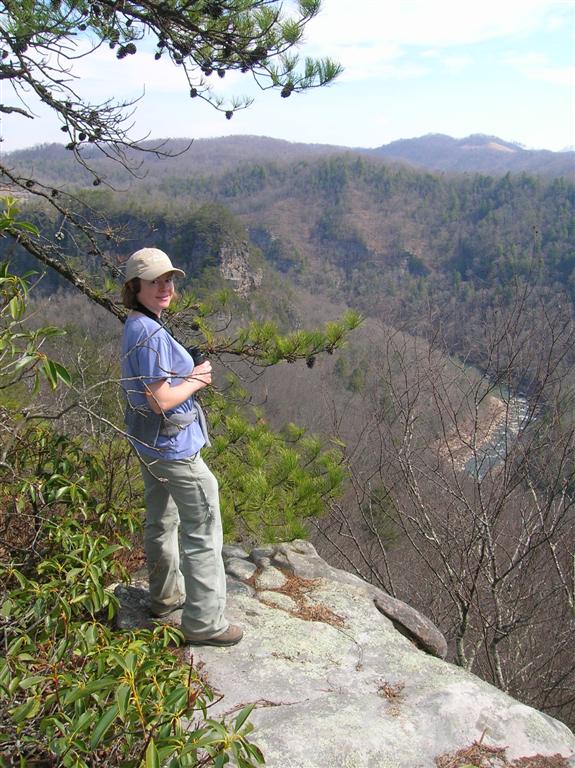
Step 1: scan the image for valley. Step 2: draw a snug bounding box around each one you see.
[2,135,574,730]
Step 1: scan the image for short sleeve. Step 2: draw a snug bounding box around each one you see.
[131,327,174,385]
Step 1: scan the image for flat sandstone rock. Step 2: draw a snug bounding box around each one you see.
[115,540,575,768]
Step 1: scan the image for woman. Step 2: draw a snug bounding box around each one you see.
[121,247,242,647]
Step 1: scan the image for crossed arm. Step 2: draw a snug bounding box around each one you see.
[145,360,213,414]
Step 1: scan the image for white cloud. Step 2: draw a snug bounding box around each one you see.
[302,0,574,85]
[420,49,472,72]
[504,52,575,85]
[442,55,473,73]
[312,0,572,49]
[334,41,430,81]
[70,42,246,103]
[4,0,573,152]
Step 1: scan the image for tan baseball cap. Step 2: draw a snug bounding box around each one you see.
[124,248,186,282]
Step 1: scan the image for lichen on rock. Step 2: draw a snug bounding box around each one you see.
[114,540,575,768]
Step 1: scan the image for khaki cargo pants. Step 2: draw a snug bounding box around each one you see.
[139,452,228,640]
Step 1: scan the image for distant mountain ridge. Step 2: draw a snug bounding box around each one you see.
[365,133,574,177]
[4,133,573,185]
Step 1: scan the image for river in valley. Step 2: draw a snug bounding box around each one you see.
[464,395,531,479]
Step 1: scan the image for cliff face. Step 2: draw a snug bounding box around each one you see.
[218,237,263,296]
[115,541,575,768]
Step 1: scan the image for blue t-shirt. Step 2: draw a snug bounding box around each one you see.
[121,314,206,460]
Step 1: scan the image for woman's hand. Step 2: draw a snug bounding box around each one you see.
[190,360,212,387]
[145,361,213,413]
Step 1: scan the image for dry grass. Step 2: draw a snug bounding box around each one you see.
[377,680,405,700]
[377,680,405,717]
[0,505,37,561]
[115,538,146,574]
[435,740,572,768]
[253,569,346,628]
[510,758,573,768]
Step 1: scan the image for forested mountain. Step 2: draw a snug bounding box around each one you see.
[367,133,575,177]
[3,132,573,192]
[4,147,574,377]
[5,0,573,759]
[1,136,352,189]
[3,140,575,729]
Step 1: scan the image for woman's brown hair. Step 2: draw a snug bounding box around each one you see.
[121,278,141,309]
[121,276,179,310]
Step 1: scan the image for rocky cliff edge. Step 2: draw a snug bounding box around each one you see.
[115,540,575,768]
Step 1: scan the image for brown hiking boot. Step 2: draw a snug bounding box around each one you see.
[185,624,243,647]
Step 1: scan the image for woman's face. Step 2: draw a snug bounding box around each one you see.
[137,272,175,315]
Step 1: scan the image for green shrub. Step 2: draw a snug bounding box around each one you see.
[0,242,263,767]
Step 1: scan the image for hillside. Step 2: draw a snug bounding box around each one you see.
[116,541,575,768]
[3,133,573,190]
[1,136,356,189]
[366,133,575,177]
[91,152,573,370]
[4,146,574,377]
[4,138,575,731]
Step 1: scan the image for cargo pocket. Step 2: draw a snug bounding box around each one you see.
[195,478,214,525]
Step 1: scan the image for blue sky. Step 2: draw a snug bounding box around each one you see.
[1,0,574,153]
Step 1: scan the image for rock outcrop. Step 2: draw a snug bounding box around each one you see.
[218,237,263,296]
[115,541,575,768]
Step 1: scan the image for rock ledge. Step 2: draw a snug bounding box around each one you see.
[115,540,575,768]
